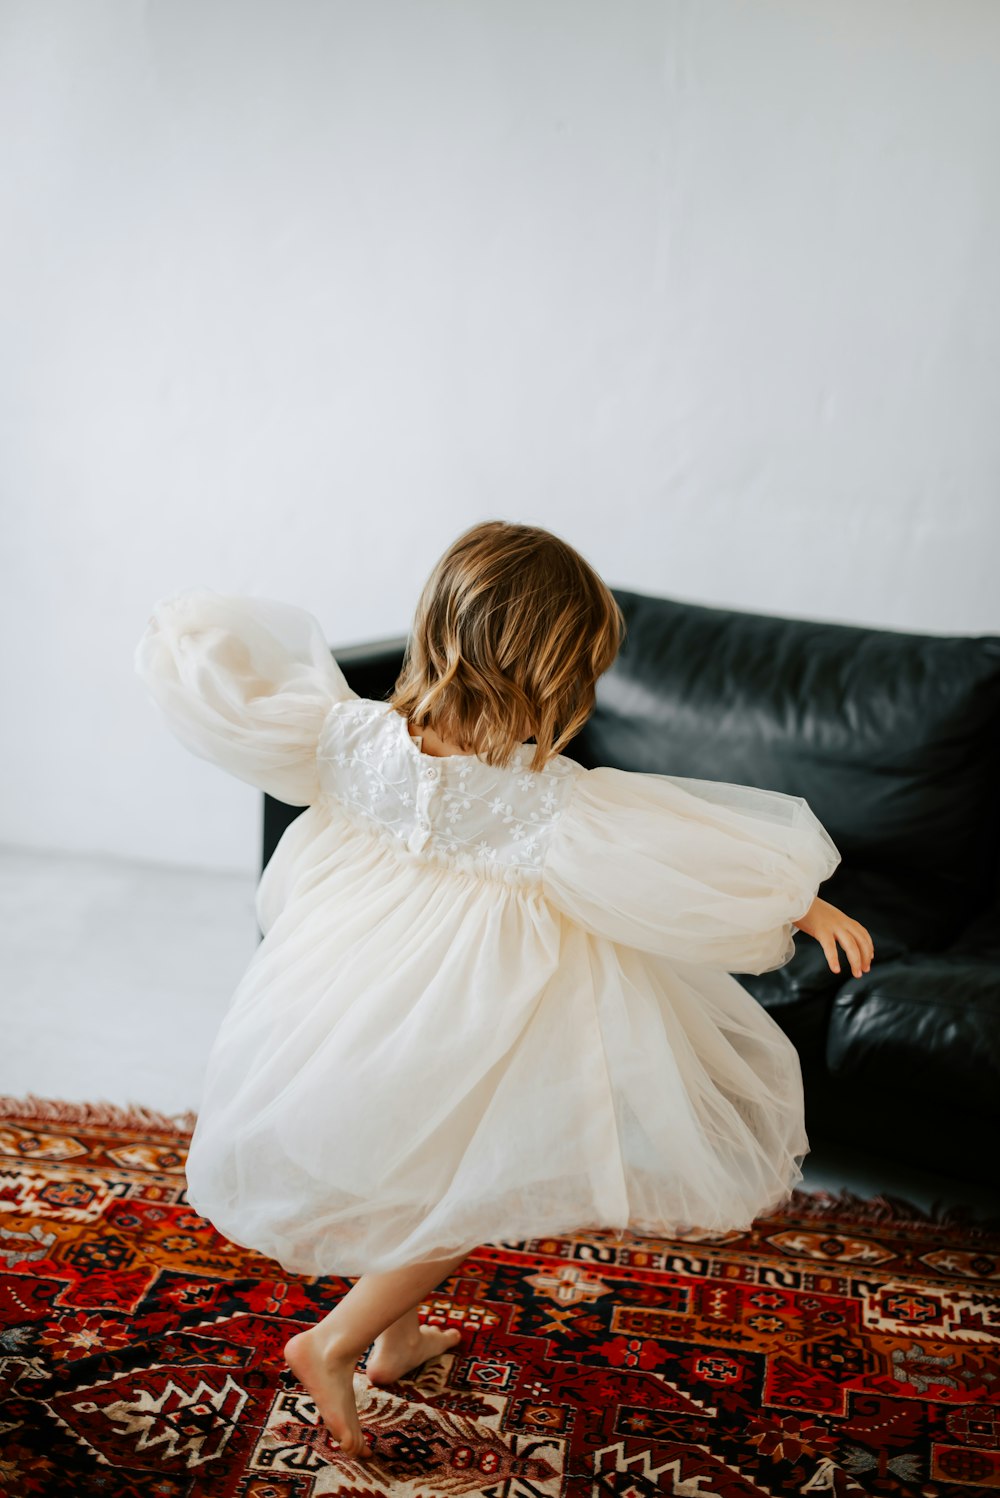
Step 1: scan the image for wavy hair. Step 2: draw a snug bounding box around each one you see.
[389,520,625,772]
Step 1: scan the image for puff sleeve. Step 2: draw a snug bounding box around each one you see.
[543,766,841,974]
[134,586,357,806]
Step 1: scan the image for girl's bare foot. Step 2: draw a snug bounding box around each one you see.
[283,1329,370,1458]
[365,1322,462,1385]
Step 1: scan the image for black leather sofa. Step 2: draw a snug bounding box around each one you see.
[261,587,1000,1189]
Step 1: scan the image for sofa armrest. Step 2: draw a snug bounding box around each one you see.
[327,634,409,704]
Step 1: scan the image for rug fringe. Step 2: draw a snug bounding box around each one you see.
[0,1092,198,1134]
[786,1184,1000,1231]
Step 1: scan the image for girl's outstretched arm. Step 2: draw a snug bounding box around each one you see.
[543,765,849,976]
[134,586,357,806]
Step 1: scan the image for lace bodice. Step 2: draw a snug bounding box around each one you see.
[317,698,583,884]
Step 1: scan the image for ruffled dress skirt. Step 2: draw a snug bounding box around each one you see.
[184,796,811,1277]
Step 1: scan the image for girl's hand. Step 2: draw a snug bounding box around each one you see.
[793,896,874,979]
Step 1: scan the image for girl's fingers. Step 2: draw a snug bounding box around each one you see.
[838,928,866,978]
[812,919,875,977]
[851,924,875,965]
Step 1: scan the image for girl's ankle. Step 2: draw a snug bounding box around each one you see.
[306,1325,367,1368]
[370,1325,410,1351]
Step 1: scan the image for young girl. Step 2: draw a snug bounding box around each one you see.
[134,519,873,1462]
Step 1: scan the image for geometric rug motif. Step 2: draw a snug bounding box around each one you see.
[1,1092,999,1497]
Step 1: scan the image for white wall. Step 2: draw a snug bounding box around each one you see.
[2,0,998,874]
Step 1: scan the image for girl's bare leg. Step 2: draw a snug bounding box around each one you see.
[283,1250,469,1458]
[365,1294,463,1386]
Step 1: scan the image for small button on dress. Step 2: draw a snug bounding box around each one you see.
[134,586,842,1279]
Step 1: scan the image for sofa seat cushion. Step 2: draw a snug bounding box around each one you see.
[825,956,1000,1117]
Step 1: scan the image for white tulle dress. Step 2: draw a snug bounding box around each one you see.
[134,587,841,1277]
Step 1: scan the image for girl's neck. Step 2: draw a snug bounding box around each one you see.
[408,721,474,758]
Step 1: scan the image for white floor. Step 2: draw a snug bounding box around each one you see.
[3,844,998,1222]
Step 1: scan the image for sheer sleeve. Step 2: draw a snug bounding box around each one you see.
[133,586,357,806]
[543,766,841,973]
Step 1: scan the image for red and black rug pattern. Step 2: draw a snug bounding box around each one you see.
[1,1094,999,1497]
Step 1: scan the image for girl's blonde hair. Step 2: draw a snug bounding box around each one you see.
[390,520,625,771]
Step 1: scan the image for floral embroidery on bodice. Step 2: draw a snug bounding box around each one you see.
[317,698,582,884]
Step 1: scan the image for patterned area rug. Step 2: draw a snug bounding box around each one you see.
[1,1094,999,1498]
